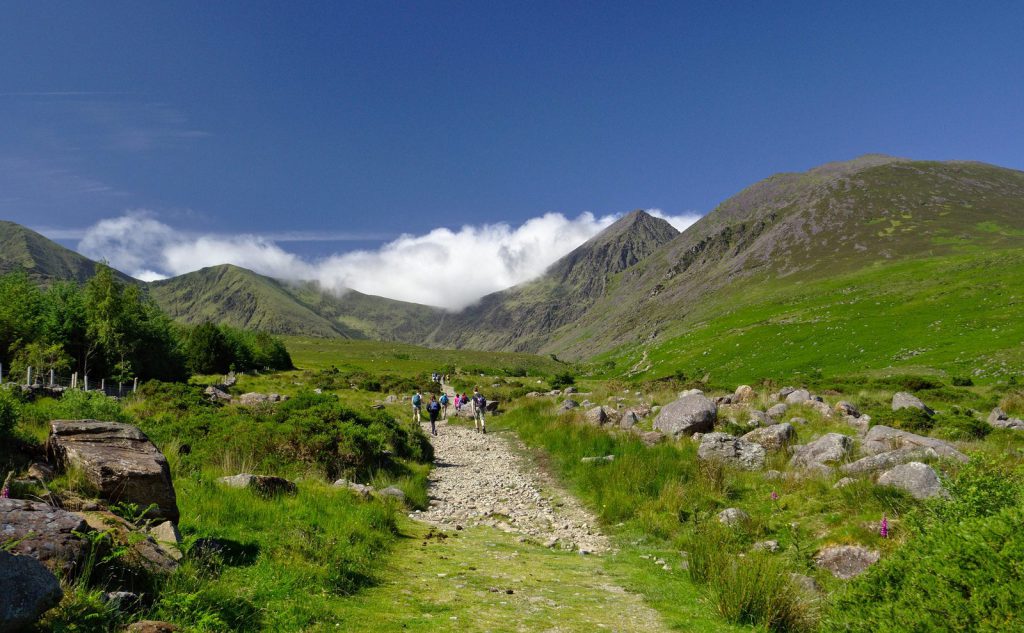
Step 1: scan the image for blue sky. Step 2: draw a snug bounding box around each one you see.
[1,2,1022,305]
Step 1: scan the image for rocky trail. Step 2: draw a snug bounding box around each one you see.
[414,387,608,553]
[328,386,668,632]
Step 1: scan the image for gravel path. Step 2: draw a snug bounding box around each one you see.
[415,386,610,553]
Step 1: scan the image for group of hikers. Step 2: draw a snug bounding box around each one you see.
[411,378,487,436]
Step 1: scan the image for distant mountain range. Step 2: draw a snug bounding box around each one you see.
[4,155,1024,376]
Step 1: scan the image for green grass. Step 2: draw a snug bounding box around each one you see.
[597,250,1024,387]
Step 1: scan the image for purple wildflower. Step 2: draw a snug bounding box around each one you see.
[770,490,779,501]
[880,514,889,538]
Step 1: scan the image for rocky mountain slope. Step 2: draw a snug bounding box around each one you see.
[0,221,133,284]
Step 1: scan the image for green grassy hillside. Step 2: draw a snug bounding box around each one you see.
[0,220,133,284]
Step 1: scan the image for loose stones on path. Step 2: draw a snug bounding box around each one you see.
[417,416,609,554]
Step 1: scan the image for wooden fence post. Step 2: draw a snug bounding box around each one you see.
[50,369,54,386]
[133,377,138,393]
[26,366,32,386]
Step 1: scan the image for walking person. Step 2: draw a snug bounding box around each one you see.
[439,392,450,419]
[426,395,441,436]
[472,388,487,434]
[412,390,423,422]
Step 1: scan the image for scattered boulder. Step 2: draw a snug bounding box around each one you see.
[860,426,967,462]
[778,387,797,399]
[844,414,872,435]
[752,540,780,553]
[378,486,406,502]
[217,473,297,496]
[618,410,641,429]
[203,386,232,403]
[26,462,54,482]
[807,400,834,418]
[485,400,499,413]
[892,392,934,416]
[815,545,880,579]
[560,399,579,411]
[785,389,811,405]
[742,423,795,451]
[746,410,769,427]
[584,406,609,426]
[988,407,1024,430]
[653,394,717,438]
[698,433,766,470]
[841,447,939,476]
[127,621,180,633]
[633,429,665,447]
[877,462,947,499]
[564,386,577,395]
[717,508,750,526]
[237,392,282,405]
[333,479,374,498]
[766,403,788,421]
[833,477,856,489]
[80,511,178,576]
[734,385,755,403]
[46,420,179,521]
[148,521,183,561]
[0,498,89,575]
[834,401,860,417]
[0,550,63,631]
[789,433,853,470]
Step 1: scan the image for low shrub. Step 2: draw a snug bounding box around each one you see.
[871,407,934,432]
[933,409,990,441]
[0,387,20,438]
[951,376,974,387]
[549,371,576,390]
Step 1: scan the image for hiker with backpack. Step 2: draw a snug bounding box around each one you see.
[472,388,487,434]
[426,395,441,436]
[412,390,423,422]
[439,392,450,419]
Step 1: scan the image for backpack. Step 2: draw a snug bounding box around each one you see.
[439,394,449,405]
[474,394,486,409]
[412,393,421,406]
[427,400,440,412]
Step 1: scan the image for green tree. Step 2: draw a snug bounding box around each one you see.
[185,322,233,374]
[0,271,44,369]
[40,281,88,374]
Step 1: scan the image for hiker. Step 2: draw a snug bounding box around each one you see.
[412,390,423,422]
[426,395,441,436]
[439,392,450,419]
[472,388,487,433]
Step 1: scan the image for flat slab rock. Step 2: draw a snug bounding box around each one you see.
[789,433,853,470]
[860,426,967,462]
[815,545,880,579]
[46,420,179,521]
[698,433,766,470]
[0,498,89,575]
[0,550,63,632]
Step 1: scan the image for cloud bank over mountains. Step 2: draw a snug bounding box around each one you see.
[77,209,700,310]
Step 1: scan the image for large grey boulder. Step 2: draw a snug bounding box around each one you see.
[560,399,579,411]
[0,498,89,575]
[892,392,934,415]
[785,389,811,405]
[861,426,968,462]
[988,407,1024,430]
[46,420,179,521]
[148,521,183,561]
[619,410,641,429]
[698,433,766,470]
[877,462,947,499]
[841,447,939,475]
[815,545,880,579]
[766,403,788,421]
[742,423,795,451]
[0,551,63,631]
[203,386,232,403]
[218,473,297,496]
[653,394,717,438]
[789,433,853,470]
[584,406,609,426]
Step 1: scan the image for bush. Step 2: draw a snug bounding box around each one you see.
[951,376,974,387]
[549,371,575,390]
[926,455,1021,524]
[934,409,990,441]
[827,503,1024,632]
[871,407,934,432]
[0,387,19,438]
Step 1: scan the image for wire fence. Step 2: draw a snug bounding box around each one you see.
[0,362,138,398]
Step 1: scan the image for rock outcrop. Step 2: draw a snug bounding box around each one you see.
[789,433,853,471]
[0,498,89,575]
[46,420,179,521]
[697,433,766,470]
[815,545,879,579]
[840,447,939,475]
[741,423,795,451]
[891,392,934,415]
[988,407,1024,430]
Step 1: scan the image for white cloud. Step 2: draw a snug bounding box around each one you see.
[646,208,702,232]
[76,208,700,310]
